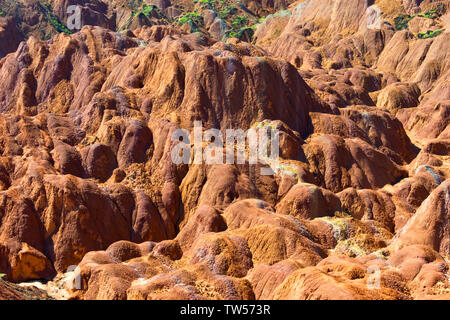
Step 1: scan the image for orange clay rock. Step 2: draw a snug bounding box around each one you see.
[271,255,411,300]
[275,183,341,219]
[303,134,408,193]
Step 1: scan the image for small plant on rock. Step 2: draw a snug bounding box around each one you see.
[417,29,444,39]
[231,15,247,27]
[394,14,414,30]
[418,10,438,19]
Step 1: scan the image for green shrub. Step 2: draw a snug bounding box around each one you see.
[38,2,73,34]
[417,29,444,39]
[417,10,437,19]
[231,15,247,27]
[394,14,414,30]
[395,9,441,31]
[219,5,237,19]
[226,26,254,40]
[142,4,154,16]
[120,4,168,31]
[194,0,216,8]
[176,11,203,28]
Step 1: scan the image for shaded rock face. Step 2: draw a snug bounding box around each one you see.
[81,143,117,181]
[0,17,22,59]
[0,0,449,301]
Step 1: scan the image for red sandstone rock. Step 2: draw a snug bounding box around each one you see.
[304,134,408,193]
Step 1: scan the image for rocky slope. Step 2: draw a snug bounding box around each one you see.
[0,0,449,300]
[0,0,295,59]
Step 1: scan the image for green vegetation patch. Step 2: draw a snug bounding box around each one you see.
[219,5,238,19]
[417,10,438,19]
[226,26,254,39]
[231,15,247,28]
[141,4,163,17]
[194,0,217,9]
[39,1,73,34]
[175,10,204,32]
[173,0,262,41]
[176,11,203,26]
[394,14,414,30]
[417,29,444,39]
[120,4,168,31]
[394,9,442,31]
